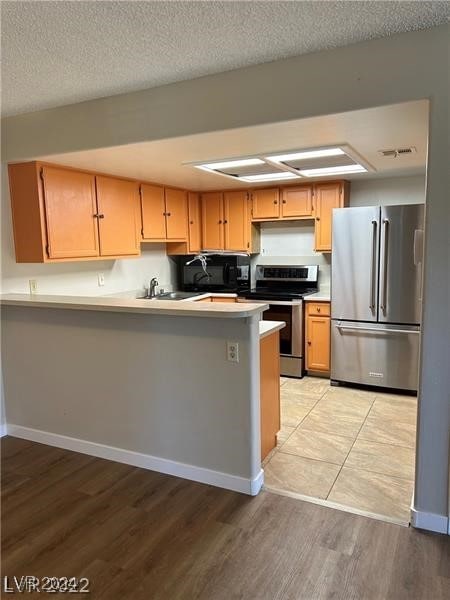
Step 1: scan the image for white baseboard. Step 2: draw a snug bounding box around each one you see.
[410,507,449,534]
[6,424,264,497]
[0,424,7,438]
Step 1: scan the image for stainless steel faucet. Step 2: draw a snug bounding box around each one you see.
[148,277,159,298]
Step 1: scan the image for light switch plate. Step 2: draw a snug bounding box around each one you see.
[29,279,38,294]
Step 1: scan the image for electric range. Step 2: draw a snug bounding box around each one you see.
[240,265,319,378]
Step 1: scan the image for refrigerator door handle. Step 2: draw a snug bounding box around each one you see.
[370,219,377,311]
[413,229,424,266]
[336,324,420,335]
[414,228,424,303]
[380,218,389,313]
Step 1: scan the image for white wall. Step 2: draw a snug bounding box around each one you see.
[350,175,426,207]
[0,165,176,296]
[254,221,331,289]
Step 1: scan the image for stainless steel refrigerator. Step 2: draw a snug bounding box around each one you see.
[331,204,424,391]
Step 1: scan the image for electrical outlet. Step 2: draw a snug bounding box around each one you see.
[227,341,239,363]
[29,279,38,294]
[98,272,105,287]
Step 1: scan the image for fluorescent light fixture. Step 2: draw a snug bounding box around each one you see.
[238,172,301,183]
[196,158,264,171]
[298,164,367,177]
[266,148,345,162]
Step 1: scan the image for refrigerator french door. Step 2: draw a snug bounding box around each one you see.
[331,204,424,391]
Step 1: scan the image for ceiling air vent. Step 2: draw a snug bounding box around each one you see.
[379,147,416,158]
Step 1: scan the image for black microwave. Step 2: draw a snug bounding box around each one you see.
[179,254,251,293]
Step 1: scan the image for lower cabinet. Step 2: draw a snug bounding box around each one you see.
[260,330,281,461]
[306,302,331,373]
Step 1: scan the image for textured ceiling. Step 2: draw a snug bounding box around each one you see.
[1,1,449,117]
[39,100,428,190]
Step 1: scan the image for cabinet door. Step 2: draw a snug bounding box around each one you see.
[141,184,166,240]
[281,185,313,218]
[96,176,140,256]
[251,188,280,220]
[165,188,188,240]
[306,316,330,371]
[187,192,202,252]
[224,191,249,251]
[314,182,343,252]
[201,192,224,250]
[42,166,99,259]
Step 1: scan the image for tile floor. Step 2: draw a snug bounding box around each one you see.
[263,376,417,523]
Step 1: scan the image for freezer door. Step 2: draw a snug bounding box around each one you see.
[332,206,380,322]
[378,204,424,325]
[331,320,420,391]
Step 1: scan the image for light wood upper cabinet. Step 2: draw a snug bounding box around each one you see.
[202,191,258,252]
[8,162,141,263]
[251,188,280,220]
[201,192,224,250]
[141,185,188,242]
[306,302,331,373]
[140,184,166,240]
[224,191,249,251]
[281,185,313,218]
[314,181,348,252]
[187,192,201,253]
[165,188,188,240]
[96,176,140,256]
[42,166,100,259]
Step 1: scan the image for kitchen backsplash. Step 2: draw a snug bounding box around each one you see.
[251,220,331,289]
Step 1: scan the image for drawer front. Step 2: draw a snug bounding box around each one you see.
[307,302,330,316]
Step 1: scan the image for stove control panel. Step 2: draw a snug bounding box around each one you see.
[256,265,318,283]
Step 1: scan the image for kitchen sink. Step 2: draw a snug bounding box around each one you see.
[138,291,203,301]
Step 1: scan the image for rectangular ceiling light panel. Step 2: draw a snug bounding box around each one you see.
[199,158,264,170]
[238,172,300,182]
[298,164,367,177]
[266,148,345,162]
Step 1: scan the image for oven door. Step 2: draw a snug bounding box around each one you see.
[261,303,302,357]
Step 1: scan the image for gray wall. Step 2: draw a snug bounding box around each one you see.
[2,306,261,482]
[350,175,426,207]
[2,24,449,525]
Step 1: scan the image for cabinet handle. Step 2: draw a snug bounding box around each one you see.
[274,200,278,205]
[317,307,321,312]
[224,219,228,224]
[166,212,171,217]
[189,220,194,225]
[307,341,311,345]
[218,220,223,224]
[93,213,104,219]
[316,217,320,221]
[282,200,287,204]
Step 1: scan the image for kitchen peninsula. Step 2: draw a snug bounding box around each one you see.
[1,293,283,495]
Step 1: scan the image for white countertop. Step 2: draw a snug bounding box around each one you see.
[0,293,266,319]
[259,320,286,339]
[304,290,331,302]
